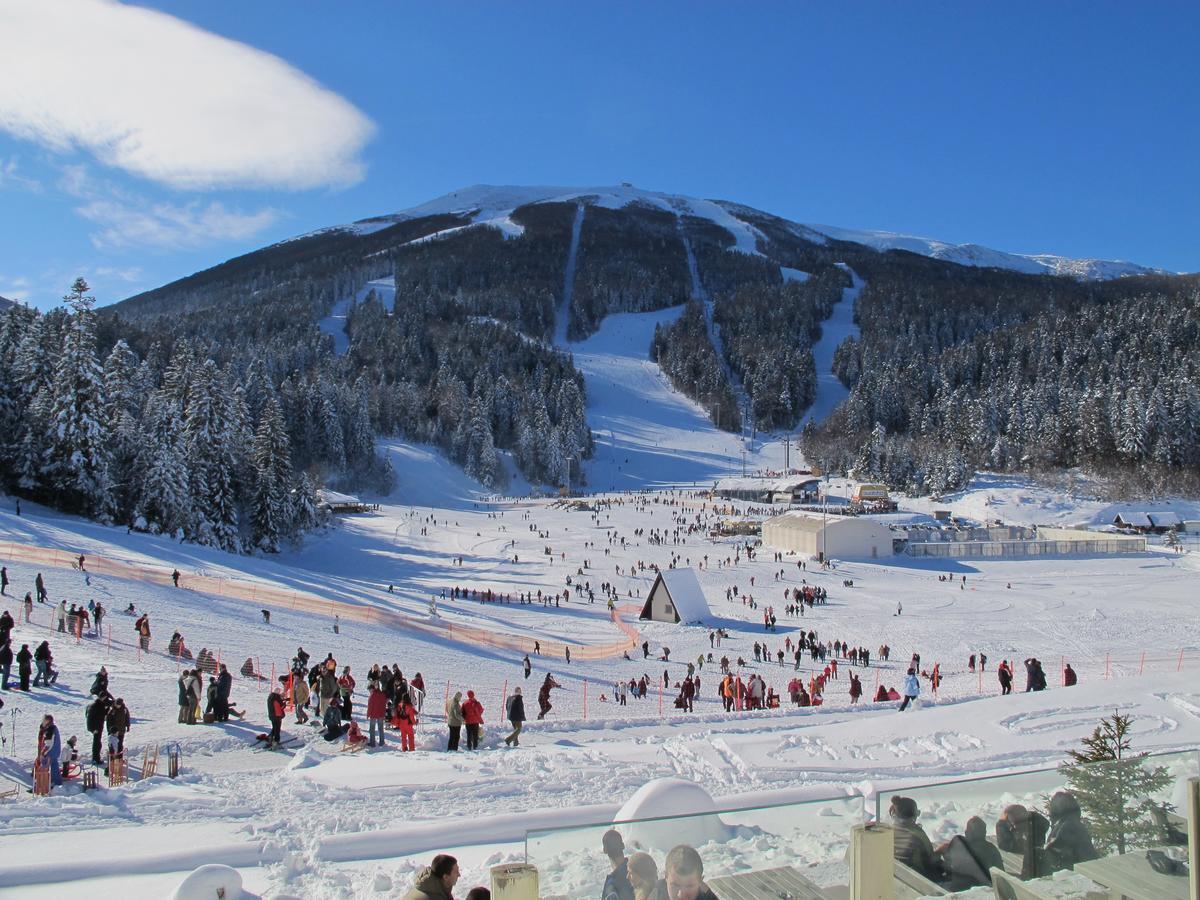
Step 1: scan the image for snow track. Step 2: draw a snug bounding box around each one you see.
[553,204,585,347]
[799,264,862,429]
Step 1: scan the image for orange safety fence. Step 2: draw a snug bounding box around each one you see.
[0,539,640,662]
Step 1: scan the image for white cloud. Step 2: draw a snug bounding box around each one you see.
[78,196,280,250]
[0,156,42,192]
[59,161,279,249]
[94,265,144,283]
[0,0,375,190]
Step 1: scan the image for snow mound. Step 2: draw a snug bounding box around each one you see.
[171,864,255,900]
[287,746,322,770]
[615,778,733,851]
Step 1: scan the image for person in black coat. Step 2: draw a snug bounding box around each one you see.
[91,667,108,698]
[1044,791,1098,871]
[0,609,13,644]
[33,641,57,686]
[0,640,12,690]
[504,686,526,747]
[86,693,110,764]
[16,644,32,691]
[105,697,131,761]
[216,664,233,722]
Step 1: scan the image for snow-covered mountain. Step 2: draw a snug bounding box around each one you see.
[807,222,1170,280]
[335,183,1169,281]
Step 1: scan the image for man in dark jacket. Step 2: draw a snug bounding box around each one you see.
[1043,791,1097,871]
[0,640,12,690]
[216,664,233,722]
[936,816,1002,889]
[504,686,526,746]
[16,643,32,691]
[888,796,941,881]
[601,829,635,900]
[106,697,130,761]
[403,854,460,900]
[86,693,110,764]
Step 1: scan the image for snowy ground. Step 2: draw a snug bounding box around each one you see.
[1,305,1198,898]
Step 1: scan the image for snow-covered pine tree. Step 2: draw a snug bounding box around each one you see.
[251,391,294,552]
[42,279,113,518]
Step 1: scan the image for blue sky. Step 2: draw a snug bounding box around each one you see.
[1,1,1197,309]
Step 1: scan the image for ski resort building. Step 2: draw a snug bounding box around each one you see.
[762,511,894,560]
[905,526,1146,559]
[713,476,821,504]
[639,568,711,624]
[1112,510,1182,533]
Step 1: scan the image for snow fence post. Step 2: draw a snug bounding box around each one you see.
[1179,648,1186,672]
[499,679,507,724]
[107,624,111,656]
[1138,652,1145,677]
[1104,652,1111,679]
[583,679,588,720]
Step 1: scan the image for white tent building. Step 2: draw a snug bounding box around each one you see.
[762,511,894,560]
[639,568,711,624]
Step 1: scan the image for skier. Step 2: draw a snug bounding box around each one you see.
[523,655,532,679]
[0,566,8,595]
[35,572,47,603]
[537,673,560,720]
[171,569,181,587]
[266,687,286,748]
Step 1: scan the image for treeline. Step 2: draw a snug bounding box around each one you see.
[803,261,1200,495]
[0,280,383,552]
[650,301,741,431]
[345,288,591,490]
[570,204,691,339]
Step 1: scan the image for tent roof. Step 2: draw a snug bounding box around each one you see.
[714,476,820,493]
[765,510,874,534]
[644,568,711,623]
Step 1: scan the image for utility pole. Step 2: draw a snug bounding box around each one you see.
[741,449,746,478]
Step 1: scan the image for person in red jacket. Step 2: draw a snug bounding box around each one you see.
[367,680,388,748]
[267,688,286,747]
[392,695,417,751]
[462,690,484,750]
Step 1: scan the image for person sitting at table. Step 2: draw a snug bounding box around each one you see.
[996,803,1050,878]
[936,816,1002,889]
[1043,791,1098,872]
[654,844,718,900]
[888,796,943,881]
[626,852,659,900]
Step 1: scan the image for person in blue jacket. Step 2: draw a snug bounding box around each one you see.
[39,714,62,786]
[899,668,921,711]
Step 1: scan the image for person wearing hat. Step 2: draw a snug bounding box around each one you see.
[504,686,525,747]
[888,796,941,880]
[601,829,634,900]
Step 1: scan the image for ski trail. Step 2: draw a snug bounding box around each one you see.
[317,277,398,357]
[677,216,750,434]
[798,264,863,429]
[553,204,585,347]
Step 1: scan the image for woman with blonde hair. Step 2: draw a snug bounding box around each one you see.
[626,852,659,900]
